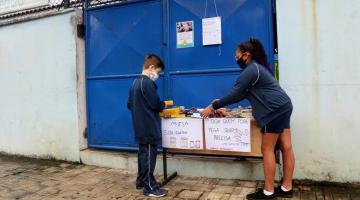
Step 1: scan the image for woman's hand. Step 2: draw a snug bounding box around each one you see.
[202,105,214,118]
[211,99,220,104]
[215,109,227,117]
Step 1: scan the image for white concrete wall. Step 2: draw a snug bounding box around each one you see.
[277,0,360,182]
[0,11,82,162]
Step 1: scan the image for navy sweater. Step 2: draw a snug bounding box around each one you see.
[127,75,165,144]
[213,61,292,127]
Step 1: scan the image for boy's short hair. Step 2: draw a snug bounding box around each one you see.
[143,54,165,71]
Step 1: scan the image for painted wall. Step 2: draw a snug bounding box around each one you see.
[0,11,82,162]
[277,0,360,182]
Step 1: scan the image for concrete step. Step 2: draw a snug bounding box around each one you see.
[80,149,278,180]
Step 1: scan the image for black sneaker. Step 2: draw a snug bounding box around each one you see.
[136,184,143,190]
[275,186,293,198]
[246,189,277,200]
[144,188,168,197]
[136,181,144,190]
[158,188,168,194]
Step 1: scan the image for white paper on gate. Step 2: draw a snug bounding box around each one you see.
[162,118,203,150]
[204,118,251,152]
[202,17,222,45]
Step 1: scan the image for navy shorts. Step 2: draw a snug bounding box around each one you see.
[261,108,293,134]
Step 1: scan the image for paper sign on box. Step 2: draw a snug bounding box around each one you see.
[204,118,251,152]
[162,118,203,150]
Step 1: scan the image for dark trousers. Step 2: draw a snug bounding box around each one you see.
[136,144,159,192]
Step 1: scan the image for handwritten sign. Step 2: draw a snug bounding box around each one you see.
[202,17,222,46]
[204,118,251,152]
[162,118,203,150]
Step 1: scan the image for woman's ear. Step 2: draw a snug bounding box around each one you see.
[245,52,252,61]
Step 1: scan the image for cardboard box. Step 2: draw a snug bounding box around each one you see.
[162,118,263,157]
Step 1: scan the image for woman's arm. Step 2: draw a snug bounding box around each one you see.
[202,65,258,117]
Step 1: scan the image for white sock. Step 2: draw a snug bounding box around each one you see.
[281,185,290,191]
[263,189,274,196]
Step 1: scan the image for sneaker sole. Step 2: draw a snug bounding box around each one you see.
[247,197,277,200]
[276,194,293,198]
[145,193,167,197]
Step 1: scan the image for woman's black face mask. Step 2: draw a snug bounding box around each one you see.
[236,57,247,69]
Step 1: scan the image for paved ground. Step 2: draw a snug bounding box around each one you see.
[0,154,359,200]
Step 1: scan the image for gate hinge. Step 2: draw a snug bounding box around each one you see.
[83,128,87,138]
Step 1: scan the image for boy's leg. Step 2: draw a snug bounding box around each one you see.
[149,144,159,189]
[136,144,146,189]
[142,144,159,193]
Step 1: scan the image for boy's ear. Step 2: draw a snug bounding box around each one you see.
[148,65,155,70]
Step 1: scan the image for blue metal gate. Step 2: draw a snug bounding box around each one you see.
[85,0,274,150]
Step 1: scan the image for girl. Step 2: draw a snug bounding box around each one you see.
[202,39,295,200]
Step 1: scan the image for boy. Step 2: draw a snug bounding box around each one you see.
[127,54,168,197]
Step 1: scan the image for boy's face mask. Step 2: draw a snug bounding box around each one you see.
[149,70,159,81]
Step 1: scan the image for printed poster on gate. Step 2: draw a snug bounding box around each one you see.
[176,21,194,48]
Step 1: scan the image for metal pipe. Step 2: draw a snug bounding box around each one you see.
[64,0,70,8]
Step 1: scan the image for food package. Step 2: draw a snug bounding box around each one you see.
[160,106,185,118]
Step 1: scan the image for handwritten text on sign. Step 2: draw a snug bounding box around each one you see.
[204,118,251,152]
[202,17,222,46]
[162,118,203,150]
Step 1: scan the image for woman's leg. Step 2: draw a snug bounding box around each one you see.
[278,128,295,189]
[262,133,280,192]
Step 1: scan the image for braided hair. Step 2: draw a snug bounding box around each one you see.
[238,38,272,74]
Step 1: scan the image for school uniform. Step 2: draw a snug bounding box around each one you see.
[212,60,293,133]
[127,75,165,193]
